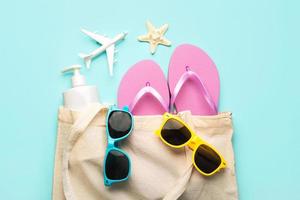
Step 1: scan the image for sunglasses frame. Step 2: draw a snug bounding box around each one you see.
[103,105,134,186]
[155,113,226,176]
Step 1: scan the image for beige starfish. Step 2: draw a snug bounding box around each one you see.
[138,21,171,54]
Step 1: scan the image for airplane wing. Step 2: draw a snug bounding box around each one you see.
[81,28,110,44]
[106,45,115,76]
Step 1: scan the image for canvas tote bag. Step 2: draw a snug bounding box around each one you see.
[52,103,238,200]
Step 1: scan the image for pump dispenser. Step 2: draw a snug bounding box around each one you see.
[62,64,99,110]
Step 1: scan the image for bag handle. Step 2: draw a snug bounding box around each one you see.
[163,165,193,200]
[163,111,194,200]
[62,103,107,200]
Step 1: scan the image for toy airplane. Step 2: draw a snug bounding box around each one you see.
[79,28,128,76]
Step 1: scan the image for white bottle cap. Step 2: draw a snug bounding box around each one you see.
[61,64,86,87]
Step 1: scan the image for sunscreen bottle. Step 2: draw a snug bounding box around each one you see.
[62,64,99,110]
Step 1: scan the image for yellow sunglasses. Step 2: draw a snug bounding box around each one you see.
[155,113,227,176]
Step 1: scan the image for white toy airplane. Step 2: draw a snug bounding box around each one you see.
[79,28,127,76]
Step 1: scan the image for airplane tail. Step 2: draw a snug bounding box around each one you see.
[78,53,92,68]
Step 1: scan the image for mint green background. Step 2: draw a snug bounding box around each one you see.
[0,0,299,199]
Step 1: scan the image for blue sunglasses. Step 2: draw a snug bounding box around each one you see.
[103,105,134,186]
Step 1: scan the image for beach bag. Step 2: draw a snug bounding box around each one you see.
[52,103,238,200]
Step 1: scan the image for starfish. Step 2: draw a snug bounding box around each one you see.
[138,21,171,54]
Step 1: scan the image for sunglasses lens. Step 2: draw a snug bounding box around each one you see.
[105,150,130,180]
[108,111,132,139]
[194,144,222,174]
[161,119,192,146]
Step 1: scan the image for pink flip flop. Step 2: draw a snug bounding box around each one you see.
[168,44,220,115]
[118,60,169,115]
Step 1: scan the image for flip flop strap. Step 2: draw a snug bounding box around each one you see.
[170,67,217,114]
[129,82,169,113]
